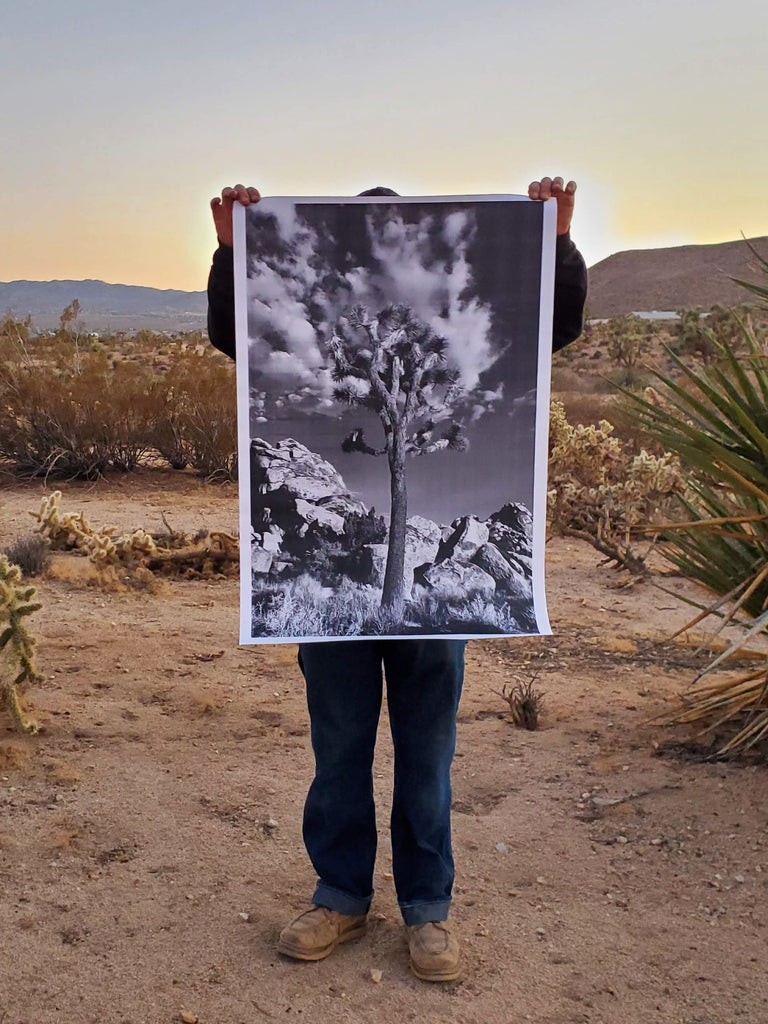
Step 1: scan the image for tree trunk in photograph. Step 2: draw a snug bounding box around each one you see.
[381,428,407,613]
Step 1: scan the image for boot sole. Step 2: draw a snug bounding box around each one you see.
[410,961,462,982]
[277,921,367,961]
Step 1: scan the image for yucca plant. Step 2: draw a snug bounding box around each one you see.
[732,239,768,304]
[624,256,768,756]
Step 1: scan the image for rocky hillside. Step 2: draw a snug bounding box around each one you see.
[588,235,768,317]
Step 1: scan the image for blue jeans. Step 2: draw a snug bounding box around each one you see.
[297,639,465,926]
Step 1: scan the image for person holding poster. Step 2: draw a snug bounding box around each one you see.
[207,179,587,982]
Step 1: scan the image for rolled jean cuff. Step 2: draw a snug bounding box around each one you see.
[313,882,373,917]
[399,898,451,926]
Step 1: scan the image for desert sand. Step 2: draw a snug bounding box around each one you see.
[1,472,767,1024]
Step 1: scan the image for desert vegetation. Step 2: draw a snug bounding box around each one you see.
[547,399,684,575]
[621,286,768,754]
[0,305,237,480]
[2,298,764,486]
[31,490,239,583]
[5,287,768,749]
[0,552,43,733]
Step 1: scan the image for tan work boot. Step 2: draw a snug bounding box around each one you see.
[408,921,461,981]
[277,905,367,961]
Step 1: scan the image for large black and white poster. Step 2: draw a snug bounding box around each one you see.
[233,195,557,643]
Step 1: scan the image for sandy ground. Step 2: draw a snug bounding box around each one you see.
[1,472,767,1024]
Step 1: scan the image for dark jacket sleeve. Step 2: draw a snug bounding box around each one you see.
[552,231,588,352]
[206,231,589,361]
[207,243,236,360]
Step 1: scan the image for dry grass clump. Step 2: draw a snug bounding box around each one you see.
[498,677,545,730]
[3,534,50,577]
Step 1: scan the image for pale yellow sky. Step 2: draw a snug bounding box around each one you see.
[2,0,766,291]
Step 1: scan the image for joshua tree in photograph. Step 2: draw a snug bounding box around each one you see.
[328,302,467,611]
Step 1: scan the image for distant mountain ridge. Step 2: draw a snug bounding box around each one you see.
[0,278,207,331]
[587,235,768,318]
[3,234,767,330]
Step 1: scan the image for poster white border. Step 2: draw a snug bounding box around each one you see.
[234,195,556,644]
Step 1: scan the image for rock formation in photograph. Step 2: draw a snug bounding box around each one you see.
[249,438,533,614]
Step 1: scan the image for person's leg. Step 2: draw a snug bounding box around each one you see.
[382,639,465,926]
[299,640,385,916]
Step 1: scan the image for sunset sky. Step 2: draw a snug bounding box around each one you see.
[2,0,766,292]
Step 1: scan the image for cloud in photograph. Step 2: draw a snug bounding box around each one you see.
[244,200,510,427]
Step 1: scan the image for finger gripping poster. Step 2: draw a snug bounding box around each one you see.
[233,195,556,643]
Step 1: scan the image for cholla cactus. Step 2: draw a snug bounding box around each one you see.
[0,555,43,734]
[30,490,106,552]
[548,400,684,573]
[30,493,238,580]
[31,491,157,567]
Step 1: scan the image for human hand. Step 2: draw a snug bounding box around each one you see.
[210,185,261,247]
[528,177,576,236]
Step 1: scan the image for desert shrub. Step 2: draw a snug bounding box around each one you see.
[31,491,239,584]
[0,325,160,477]
[31,491,158,568]
[0,312,238,480]
[0,313,33,359]
[605,314,650,386]
[705,304,753,346]
[152,391,190,470]
[672,305,754,364]
[557,393,618,431]
[104,361,161,471]
[547,400,684,574]
[155,347,237,479]
[3,535,50,577]
[672,308,715,362]
[557,389,674,455]
[498,678,544,729]
[550,366,596,394]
